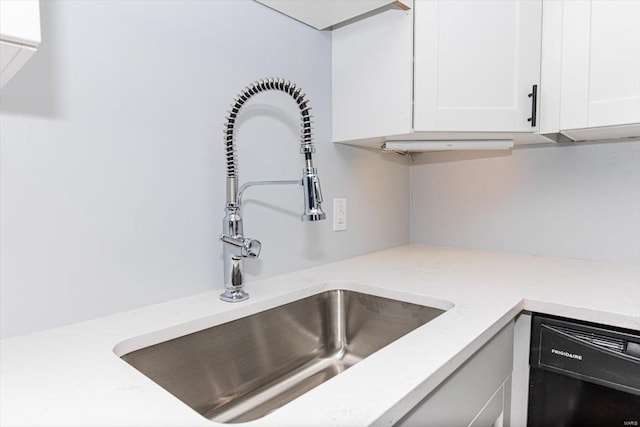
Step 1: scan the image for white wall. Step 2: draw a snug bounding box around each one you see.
[0,0,410,338]
[410,140,640,265]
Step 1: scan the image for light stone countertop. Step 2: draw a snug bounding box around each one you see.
[2,244,639,427]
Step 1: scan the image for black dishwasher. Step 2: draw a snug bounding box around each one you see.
[528,313,640,427]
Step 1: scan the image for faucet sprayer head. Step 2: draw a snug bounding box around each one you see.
[301,167,326,222]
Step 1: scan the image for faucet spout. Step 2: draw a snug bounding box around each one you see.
[220,78,326,302]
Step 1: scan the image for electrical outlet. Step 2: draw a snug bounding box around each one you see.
[333,198,347,231]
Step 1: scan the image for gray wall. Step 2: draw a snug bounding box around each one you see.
[4,0,637,340]
[0,1,410,338]
[410,140,640,265]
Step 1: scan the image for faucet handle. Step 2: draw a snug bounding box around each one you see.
[221,235,261,258]
[243,238,261,258]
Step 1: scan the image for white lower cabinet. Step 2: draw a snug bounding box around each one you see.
[396,322,514,427]
[509,313,532,427]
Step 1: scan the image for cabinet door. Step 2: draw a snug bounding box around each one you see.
[332,1,413,142]
[560,1,640,130]
[414,0,542,133]
[396,322,514,427]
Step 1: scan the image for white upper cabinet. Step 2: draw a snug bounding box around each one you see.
[332,0,413,142]
[414,0,542,133]
[0,0,41,89]
[541,0,640,141]
[256,0,409,30]
[332,0,549,148]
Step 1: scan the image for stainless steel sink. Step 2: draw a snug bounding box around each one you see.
[120,289,446,423]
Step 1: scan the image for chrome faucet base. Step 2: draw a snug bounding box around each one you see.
[220,288,249,302]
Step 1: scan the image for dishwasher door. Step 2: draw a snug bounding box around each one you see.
[527,314,640,427]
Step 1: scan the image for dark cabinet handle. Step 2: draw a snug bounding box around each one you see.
[527,84,537,127]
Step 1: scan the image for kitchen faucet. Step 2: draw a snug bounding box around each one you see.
[220,78,326,302]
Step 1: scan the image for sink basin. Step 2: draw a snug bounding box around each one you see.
[120,289,446,423]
